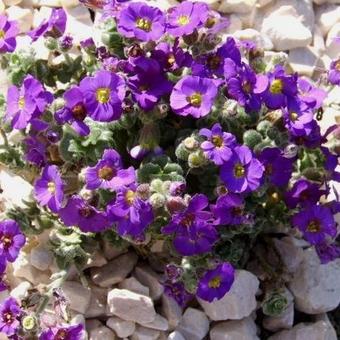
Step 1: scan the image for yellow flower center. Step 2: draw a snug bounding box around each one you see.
[177,15,190,26]
[167,54,176,66]
[0,30,4,39]
[234,163,245,178]
[290,112,298,122]
[1,236,12,248]
[96,87,110,104]
[307,220,321,233]
[55,329,67,340]
[180,213,195,228]
[136,18,152,32]
[18,97,25,109]
[270,79,283,94]
[335,60,340,71]
[187,92,202,107]
[242,81,252,93]
[212,135,223,148]
[98,166,115,180]
[47,182,56,194]
[208,276,221,289]
[125,190,136,205]
[4,312,13,324]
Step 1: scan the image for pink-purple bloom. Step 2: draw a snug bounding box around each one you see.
[199,123,236,165]
[170,75,218,118]
[117,2,165,41]
[220,145,264,193]
[79,70,126,122]
[292,205,337,245]
[0,220,25,263]
[0,297,21,337]
[0,15,19,53]
[85,149,135,190]
[34,165,64,213]
[196,263,235,302]
[39,324,84,340]
[328,59,340,86]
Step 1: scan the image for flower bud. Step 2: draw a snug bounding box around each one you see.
[256,120,273,136]
[175,143,190,161]
[44,37,58,50]
[150,193,166,209]
[183,136,199,151]
[243,130,263,149]
[150,179,164,193]
[188,151,206,168]
[22,315,38,332]
[166,196,186,214]
[262,292,289,317]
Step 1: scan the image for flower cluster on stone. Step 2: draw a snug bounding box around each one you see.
[0,0,339,334]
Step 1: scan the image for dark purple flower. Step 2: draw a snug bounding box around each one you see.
[297,78,326,111]
[170,75,218,118]
[129,144,163,160]
[28,8,66,42]
[258,147,293,187]
[262,65,298,110]
[58,195,109,233]
[117,2,165,41]
[0,220,25,263]
[211,194,247,226]
[284,179,325,209]
[39,324,84,340]
[169,182,186,196]
[128,57,173,111]
[34,165,64,213]
[315,242,340,264]
[0,15,19,53]
[199,123,236,165]
[196,263,235,302]
[165,264,183,283]
[203,10,229,35]
[5,75,53,130]
[322,146,340,183]
[328,59,340,86]
[164,281,193,308]
[220,145,264,193]
[107,185,154,238]
[166,1,208,37]
[58,35,73,51]
[79,70,126,122]
[0,297,21,337]
[55,86,90,136]
[86,149,135,190]
[226,63,268,113]
[24,135,47,167]
[292,205,337,245]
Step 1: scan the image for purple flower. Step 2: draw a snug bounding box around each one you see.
[34,165,64,213]
[203,10,229,35]
[128,57,173,111]
[5,75,53,130]
[0,297,21,337]
[196,263,235,302]
[284,179,324,209]
[166,1,208,37]
[107,185,154,238]
[80,70,126,122]
[170,75,218,118]
[117,2,165,41]
[211,194,247,226]
[0,220,25,263]
[328,59,340,86]
[258,147,293,187]
[199,123,236,165]
[292,205,337,245]
[315,242,340,264]
[24,135,48,167]
[0,15,19,53]
[58,195,109,233]
[297,78,326,111]
[164,281,193,308]
[86,149,135,190]
[220,145,264,193]
[262,66,298,110]
[28,8,66,42]
[226,63,269,113]
[39,324,84,340]
[55,86,90,136]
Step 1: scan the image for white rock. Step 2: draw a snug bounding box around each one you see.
[218,0,257,14]
[88,326,116,340]
[315,4,340,37]
[134,266,163,300]
[313,26,326,54]
[176,308,209,340]
[314,0,340,4]
[268,320,337,340]
[141,314,169,331]
[225,14,243,34]
[198,270,259,321]
[0,0,5,12]
[10,281,32,301]
[91,252,138,287]
[257,0,274,7]
[131,325,160,340]
[161,294,182,331]
[233,28,273,50]
[288,46,319,77]
[261,6,312,51]
[107,289,156,324]
[3,0,22,5]
[71,314,85,327]
[32,0,61,6]
[65,6,93,44]
[6,6,33,33]
[30,247,53,271]
[210,317,259,340]
[60,0,79,7]
[102,240,127,260]
[85,286,107,318]
[107,317,135,338]
[167,331,186,340]
[61,281,91,314]
[289,248,340,314]
[84,251,107,269]
[325,23,340,59]
[118,277,149,296]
